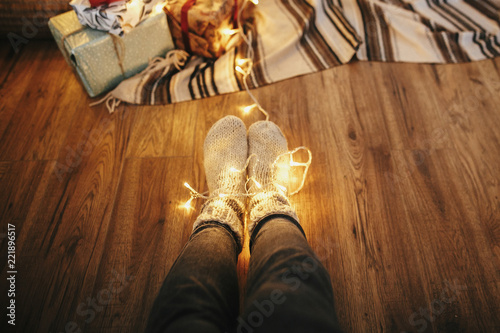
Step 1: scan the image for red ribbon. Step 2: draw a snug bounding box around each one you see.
[89,0,123,7]
[181,0,197,54]
[232,0,239,29]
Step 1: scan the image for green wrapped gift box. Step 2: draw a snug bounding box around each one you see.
[49,11,174,97]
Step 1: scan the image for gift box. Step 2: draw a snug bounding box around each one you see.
[70,0,165,36]
[49,10,174,97]
[165,0,254,58]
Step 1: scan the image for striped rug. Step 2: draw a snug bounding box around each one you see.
[102,0,500,109]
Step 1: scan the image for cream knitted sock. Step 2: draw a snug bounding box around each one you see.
[193,115,247,250]
[247,121,299,236]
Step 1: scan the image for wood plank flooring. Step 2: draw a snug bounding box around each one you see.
[0,39,499,332]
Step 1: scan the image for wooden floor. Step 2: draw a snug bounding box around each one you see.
[0,39,499,332]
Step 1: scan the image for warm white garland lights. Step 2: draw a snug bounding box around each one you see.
[181,0,312,210]
[182,147,312,210]
[234,0,270,121]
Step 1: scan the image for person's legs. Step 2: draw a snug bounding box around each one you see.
[239,215,342,333]
[146,116,249,333]
[239,120,341,333]
[145,222,240,333]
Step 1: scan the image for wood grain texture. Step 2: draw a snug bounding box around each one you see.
[0,41,84,161]
[0,41,20,89]
[0,40,499,332]
[89,156,195,332]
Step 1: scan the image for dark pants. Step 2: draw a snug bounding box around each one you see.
[145,216,342,333]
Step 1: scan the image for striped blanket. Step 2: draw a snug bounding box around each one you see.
[101,0,500,110]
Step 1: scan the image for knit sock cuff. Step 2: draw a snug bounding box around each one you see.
[193,197,245,250]
[248,191,299,236]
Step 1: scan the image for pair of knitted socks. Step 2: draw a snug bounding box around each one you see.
[192,116,299,252]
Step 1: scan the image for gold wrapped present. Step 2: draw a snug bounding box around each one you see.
[165,0,254,58]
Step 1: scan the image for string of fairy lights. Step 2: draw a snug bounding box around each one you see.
[182,147,313,210]
[155,0,313,210]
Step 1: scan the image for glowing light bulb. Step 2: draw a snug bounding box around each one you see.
[254,179,262,188]
[236,58,250,67]
[222,28,238,35]
[249,0,259,4]
[183,197,193,210]
[243,104,256,113]
[219,193,227,198]
[235,66,246,75]
[230,167,239,172]
[185,182,199,193]
[154,3,165,14]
